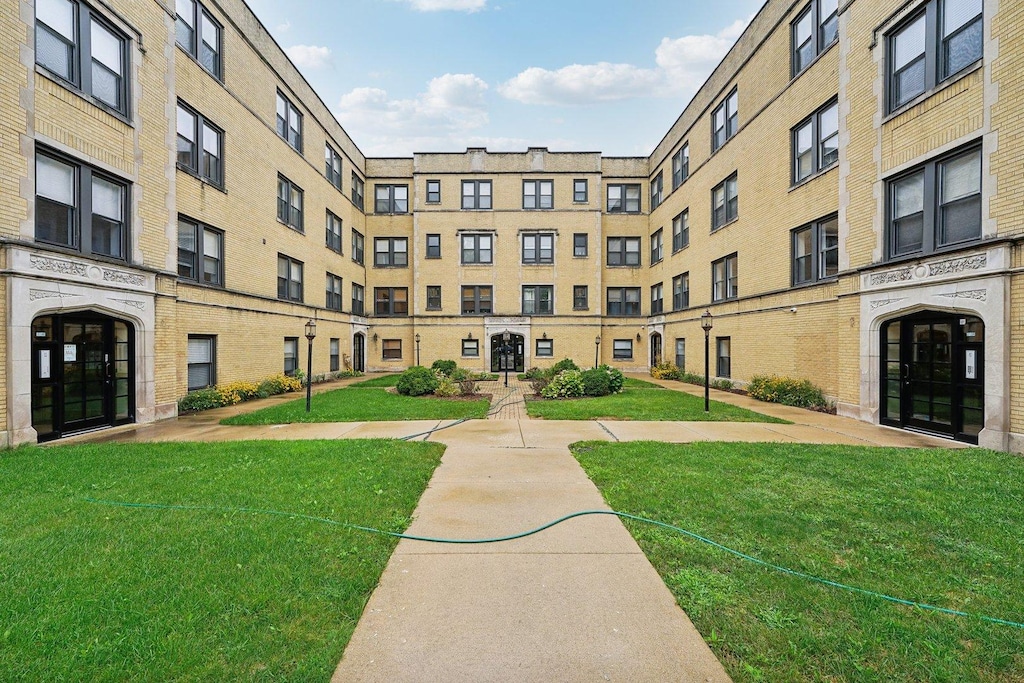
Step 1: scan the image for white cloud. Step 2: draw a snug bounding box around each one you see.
[275,20,291,33]
[285,44,332,70]
[393,0,486,12]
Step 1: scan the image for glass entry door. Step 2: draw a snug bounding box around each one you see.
[353,333,365,372]
[490,334,525,373]
[650,333,662,366]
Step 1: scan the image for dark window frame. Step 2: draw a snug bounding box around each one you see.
[712,253,739,302]
[276,174,303,232]
[374,184,408,214]
[522,233,554,265]
[712,88,739,152]
[426,179,441,204]
[606,287,642,317]
[330,337,340,372]
[461,285,493,315]
[612,339,633,360]
[461,233,493,265]
[711,172,739,231]
[650,282,664,315]
[791,0,839,76]
[522,285,554,315]
[672,143,689,189]
[573,179,588,203]
[374,236,408,267]
[650,228,663,264]
[426,233,441,259]
[716,337,732,378]
[426,285,442,311]
[573,285,589,310]
[374,287,409,316]
[382,339,402,360]
[792,97,839,184]
[523,179,554,210]
[187,334,217,390]
[351,282,364,315]
[176,100,224,186]
[325,144,342,190]
[573,233,588,257]
[275,90,303,152]
[606,183,641,213]
[326,272,343,311]
[462,180,492,210]
[462,338,479,357]
[352,229,364,265]
[351,173,365,211]
[672,272,690,311]
[177,215,224,287]
[174,0,222,80]
[672,209,689,252]
[325,210,343,254]
[284,337,299,375]
[276,253,303,302]
[607,236,641,267]
[792,214,839,285]
[536,338,554,357]
[650,172,663,210]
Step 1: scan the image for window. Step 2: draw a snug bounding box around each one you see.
[374,237,408,267]
[887,0,982,113]
[792,215,839,285]
[276,254,303,302]
[382,339,402,360]
[672,210,689,251]
[462,286,493,314]
[330,338,340,372]
[607,237,641,267]
[351,173,364,211]
[712,253,738,302]
[37,0,131,115]
[426,180,441,203]
[462,338,479,357]
[651,173,663,210]
[325,145,342,190]
[672,273,689,311]
[326,272,342,311]
[651,283,664,315]
[712,88,739,152]
[675,338,686,370]
[426,285,441,310]
[522,285,553,315]
[793,98,838,183]
[607,184,641,213]
[574,179,588,203]
[523,180,553,209]
[374,287,408,316]
[326,211,342,253]
[613,339,633,360]
[888,145,981,258]
[284,337,298,375]
[277,175,303,231]
[374,184,408,214]
[177,217,223,286]
[711,173,738,230]
[672,144,689,189]
[522,233,554,264]
[792,0,839,75]
[352,229,364,265]
[650,229,663,264]
[461,234,493,264]
[351,282,364,315]
[275,91,302,152]
[573,233,588,257]
[716,337,731,378]
[607,287,641,316]
[35,149,129,260]
[573,285,588,310]
[187,335,216,390]
[176,102,223,185]
[536,339,554,357]
[462,180,492,209]
[426,234,441,259]
[175,0,221,78]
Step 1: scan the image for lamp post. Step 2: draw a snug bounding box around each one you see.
[502,330,511,387]
[594,335,601,368]
[700,309,713,413]
[304,318,317,413]
[415,333,421,366]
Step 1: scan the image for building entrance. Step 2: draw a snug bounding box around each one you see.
[490,333,525,373]
[353,333,365,372]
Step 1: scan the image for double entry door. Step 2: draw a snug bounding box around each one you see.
[490,334,525,373]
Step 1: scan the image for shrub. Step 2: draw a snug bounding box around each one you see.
[449,367,472,382]
[540,369,585,399]
[523,367,548,381]
[259,374,303,396]
[748,374,829,409]
[431,359,458,376]
[551,358,580,374]
[599,365,625,393]
[679,370,704,385]
[334,369,363,379]
[216,381,261,405]
[396,366,439,396]
[529,376,551,396]
[434,374,460,397]
[711,379,734,391]
[581,368,612,396]
[650,362,682,380]
[458,379,478,395]
[178,388,223,412]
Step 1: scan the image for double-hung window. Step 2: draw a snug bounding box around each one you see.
[888,144,981,258]
[792,215,839,285]
[672,210,689,251]
[573,179,588,203]
[606,287,641,316]
[607,237,640,267]
[326,211,342,253]
[351,173,365,211]
[462,180,492,209]
[536,339,554,357]
[613,339,633,360]
[712,253,738,302]
[326,273,343,311]
[187,335,216,390]
[650,283,664,315]
[426,180,441,203]
[522,233,553,264]
[650,173,663,210]
[461,234,493,264]
[276,254,303,302]
[176,102,223,185]
[374,185,408,214]
[462,286,492,314]
[352,229,364,265]
[175,0,221,79]
[35,149,129,260]
[374,287,408,316]
[382,340,402,360]
[672,273,689,311]
[792,0,839,75]
[330,339,340,372]
[374,237,408,267]
[573,285,588,310]
[573,233,588,257]
[712,89,739,152]
[717,338,732,378]
[325,145,342,190]
[606,184,641,213]
[522,285,553,315]
[462,338,479,357]
[37,0,131,116]
[711,173,738,230]
[275,91,302,152]
[793,98,839,183]
[177,216,223,286]
[351,283,364,315]
[277,175,303,231]
[650,229,663,264]
[523,180,553,209]
[426,234,441,259]
[426,285,442,310]
[672,144,689,188]
[284,338,298,375]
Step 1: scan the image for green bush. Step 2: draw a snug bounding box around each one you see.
[581,368,612,396]
[540,369,585,399]
[449,367,472,382]
[650,361,682,380]
[748,374,829,409]
[431,359,457,376]
[523,367,548,380]
[396,366,440,396]
[679,370,704,385]
[529,376,551,395]
[458,379,478,395]
[434,374,460,397]
[600,365,625,393]
[711,379,734,391]
[178,388,223,412]
[551,358,580,374]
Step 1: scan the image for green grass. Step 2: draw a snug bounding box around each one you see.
[221,387,489,425]
[349,373,401,387]
[623,377,660,388]
[0,439,444,681]
[571,441,1024,682]
[526,387,784,422]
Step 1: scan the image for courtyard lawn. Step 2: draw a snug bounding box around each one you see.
[526,386,784,422]
[349,374,401,387]
[221,387,489,425]
[0,439,443,681]
[571,441,1024,682]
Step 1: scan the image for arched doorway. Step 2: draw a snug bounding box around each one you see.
[650,332,662,366]
[880,311,984,443]
[31,312,135,441]
[490,333,524,373]
[352,333,365,372]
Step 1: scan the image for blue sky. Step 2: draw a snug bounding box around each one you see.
[244,0,765,157]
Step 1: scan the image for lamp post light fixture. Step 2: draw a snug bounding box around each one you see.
[415,333,421,366]
[594,335,601,369]
[304,318,317,413]
[700,309,713,413]
[502,330,511,387]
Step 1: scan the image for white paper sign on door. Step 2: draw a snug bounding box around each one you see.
[965,349,977,380]
[39,349,51,379]
[63,344,77,362]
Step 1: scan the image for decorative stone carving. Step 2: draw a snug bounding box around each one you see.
[936,289,987,301]
[868,268,913,285]
[29,289,80,301]
[927,254,987,277]
[102,269,146,286]
[869,297,906,310]
[108,298,146,310]
[29,255,88,277]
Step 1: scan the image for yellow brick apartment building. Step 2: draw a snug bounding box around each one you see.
[2,0,1021,450]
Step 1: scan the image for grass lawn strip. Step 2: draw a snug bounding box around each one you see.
[222,386,488,425]
[571,441,1024,682]
[0,440,443,681]
[527,387,785,422]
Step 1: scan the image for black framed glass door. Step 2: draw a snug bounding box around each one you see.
[490,334,524,373]
[353,333,365,372]
[650,333,662,366]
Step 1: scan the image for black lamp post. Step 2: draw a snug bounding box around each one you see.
[415,333,421,366]
[502,330,511,387]
[304,318,316,413]
[700,309,713,413]
[594,335,601,368]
